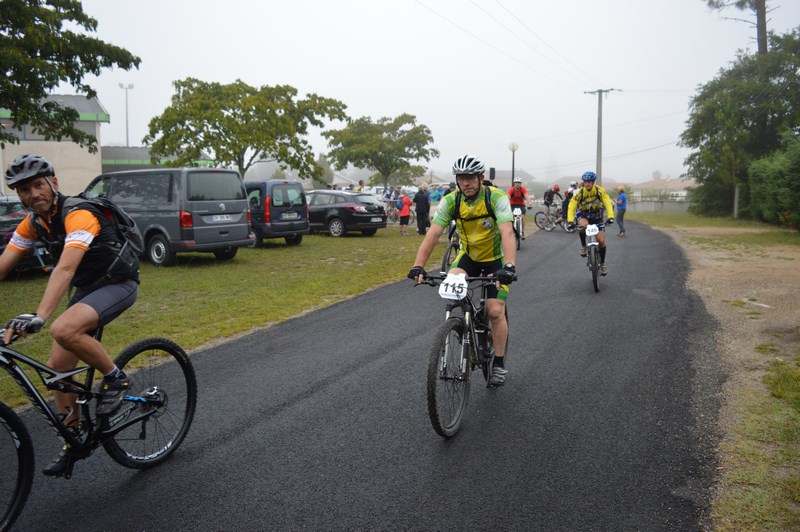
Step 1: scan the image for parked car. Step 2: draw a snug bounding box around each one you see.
[245,180,309,246]
[84,168,252,266]
[306,190,387,237]
[0,195,52,272]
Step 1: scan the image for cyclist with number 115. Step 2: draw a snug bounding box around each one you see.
[408,155,516,386]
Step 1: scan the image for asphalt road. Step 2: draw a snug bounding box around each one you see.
[13,220,726,531]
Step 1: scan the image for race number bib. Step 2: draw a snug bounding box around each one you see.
[512,207,522,216]
[586,224,599,236]
[438,272,468,300]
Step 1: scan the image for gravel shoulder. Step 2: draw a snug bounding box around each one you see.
[662,225,800,517]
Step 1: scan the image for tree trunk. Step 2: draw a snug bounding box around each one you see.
[755,0,767,55]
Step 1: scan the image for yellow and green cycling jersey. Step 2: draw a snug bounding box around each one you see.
[567,184,615,222]
[432,185,513,262]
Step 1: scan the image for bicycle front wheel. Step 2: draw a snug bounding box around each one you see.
[589,246,600,292]
[0,402,34,532]
[427,317,471,438]
[514,218,521,250]
[103,338,197,469]
[534,211,545,230]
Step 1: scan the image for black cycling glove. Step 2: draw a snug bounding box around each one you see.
[606,218,615,225]
[408,266,427,280]
[6,313,45,334]
[494,264,516,285]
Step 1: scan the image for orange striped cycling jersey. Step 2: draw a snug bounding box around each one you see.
[8,209,100,256]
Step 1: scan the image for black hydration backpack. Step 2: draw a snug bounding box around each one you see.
[31,193,142,286]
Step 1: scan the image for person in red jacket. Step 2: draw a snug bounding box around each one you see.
[507,177,530,237]
[398,190,414,236]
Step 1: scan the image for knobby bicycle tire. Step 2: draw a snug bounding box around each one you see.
[103,337,197,469]
[514,218,521,250]
[534,211,545,230]
[440,240,460,273]
[427,317,471,438]
[589,246,600,292]
[0,402,34,532]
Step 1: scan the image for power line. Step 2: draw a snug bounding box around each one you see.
[414,0,583,91]
[468,0,596,89]
[494,0,608,88]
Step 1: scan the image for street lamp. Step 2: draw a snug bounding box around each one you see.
[118,83,134,147]
[508,142,519,181]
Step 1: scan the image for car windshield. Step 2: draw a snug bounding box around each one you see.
[0,199,26,223]
[355,194,381,206]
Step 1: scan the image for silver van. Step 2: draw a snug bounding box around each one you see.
[84,168,252,266]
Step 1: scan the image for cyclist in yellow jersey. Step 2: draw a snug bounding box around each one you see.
[408,155,516,386]
[566,171,615,276]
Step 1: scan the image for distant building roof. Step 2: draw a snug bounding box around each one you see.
[0,94,110,123]
[100,146,213,173]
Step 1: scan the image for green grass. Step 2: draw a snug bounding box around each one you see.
[0,229,439,407]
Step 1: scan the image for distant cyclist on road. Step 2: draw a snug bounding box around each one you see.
[559,180,579,224]
[567,171,615,276]
[0,154,140,476]
[542,184,562,222]
[408,155,516,386]
[507,176,530,239]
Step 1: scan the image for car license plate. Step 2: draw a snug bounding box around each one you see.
[212,214,232,222]
[281,212,300,220]
[370,217,382,222]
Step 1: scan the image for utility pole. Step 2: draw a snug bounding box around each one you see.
[118,83,134,147]
[584,88,620,186]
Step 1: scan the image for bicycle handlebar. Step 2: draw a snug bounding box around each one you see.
[414,272,518,287]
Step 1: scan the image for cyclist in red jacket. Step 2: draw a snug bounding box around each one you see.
[507,177,530,237]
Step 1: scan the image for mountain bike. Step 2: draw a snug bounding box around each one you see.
[0,327,197,531]
[440,220,460,272]
[534,205,573,233]
[512,207,523,250]
[416,272,512,439]
[585,222,605,292]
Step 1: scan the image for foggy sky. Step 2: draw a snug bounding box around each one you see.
[72,0,800,183]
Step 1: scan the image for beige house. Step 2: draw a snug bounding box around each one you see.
[0,95,109,196]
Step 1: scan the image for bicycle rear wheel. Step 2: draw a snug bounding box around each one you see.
[427,317,471,438]
[534,211,545,230]
[0,402,34,532]
[103,337,197,469]
[440,240,459,272]
[589,246,600,292]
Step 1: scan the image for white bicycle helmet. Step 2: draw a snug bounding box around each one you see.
[513,177,523,183]
[452,155,485,175]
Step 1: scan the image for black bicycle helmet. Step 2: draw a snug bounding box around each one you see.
[5,154,55,189]
[452,155,485,175]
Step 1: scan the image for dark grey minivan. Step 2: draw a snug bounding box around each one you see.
[245,180,309,246]
[84,168,252,266]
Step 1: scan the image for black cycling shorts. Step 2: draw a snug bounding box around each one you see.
[69,280,138,327]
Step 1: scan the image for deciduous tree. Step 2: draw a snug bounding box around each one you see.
[0,0,140,151]
[144,78,347,179]
[323,114,438,189]
[680,29,800,217]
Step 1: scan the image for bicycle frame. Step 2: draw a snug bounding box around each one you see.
[438,276,494,368]
[0,343,162,456]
